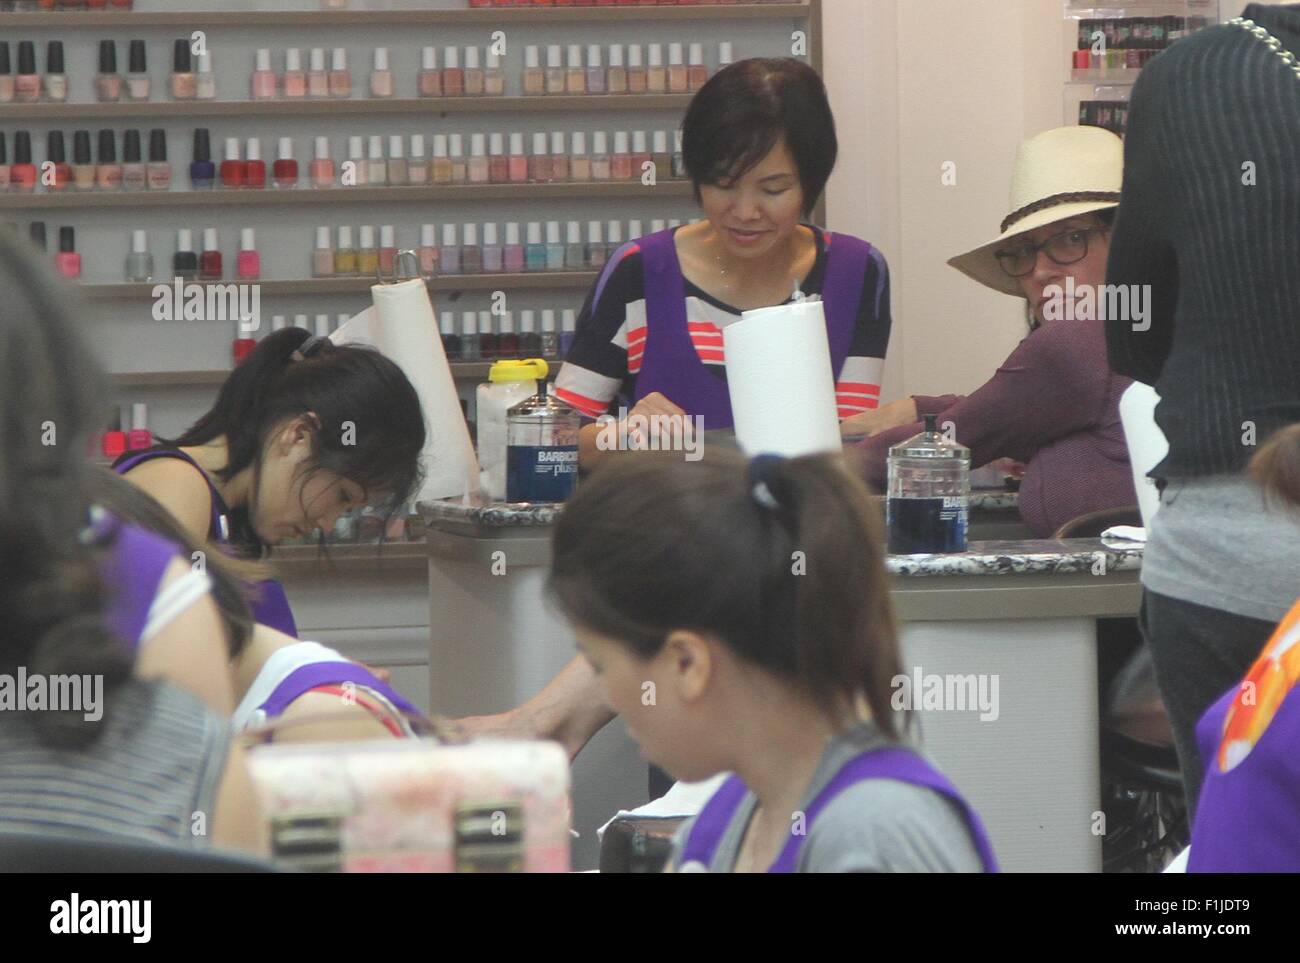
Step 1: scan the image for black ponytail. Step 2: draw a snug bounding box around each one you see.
[163,327,426,554]
[549,448,907,739]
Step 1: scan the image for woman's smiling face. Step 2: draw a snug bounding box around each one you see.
[698,137,807,262]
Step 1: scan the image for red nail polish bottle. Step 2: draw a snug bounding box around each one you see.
[220,136,244,189]
[101,409,127,460]
[233,318,257,364]
[244,137,267,189]
[273,136,298,188]
[200,227,223,280]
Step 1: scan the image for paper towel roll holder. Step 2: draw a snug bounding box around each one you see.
[377,249,427,286]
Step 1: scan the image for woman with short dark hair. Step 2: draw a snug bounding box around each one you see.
[556,57,892,469]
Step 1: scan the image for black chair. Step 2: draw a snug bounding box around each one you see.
[0,832,281,873]
[599,817,688,873]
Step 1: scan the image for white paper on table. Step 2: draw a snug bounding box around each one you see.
[1119,382,1168,528]
[330,280,480,502]
[596,773,729,841]
[720,297,842,458]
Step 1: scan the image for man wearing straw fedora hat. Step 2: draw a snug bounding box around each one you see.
[846,125,1137,540]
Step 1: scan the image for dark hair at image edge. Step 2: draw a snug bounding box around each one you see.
[681,57,837,218]
[161,327,427,556]
[0,229,134,749]
[547,449,908,740]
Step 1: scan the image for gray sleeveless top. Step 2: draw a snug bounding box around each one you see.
[0,678,231,847]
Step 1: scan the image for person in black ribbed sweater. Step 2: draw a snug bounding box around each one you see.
[1106,2,1300,821]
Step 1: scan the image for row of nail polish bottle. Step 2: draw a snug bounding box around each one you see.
[124,227,259,282]
[522,41,730,95]
[168,40,217,100]
[310,217,690,281]
[6,1,135,10]
[442,308,575,363]
[417,46,507,98]
[247,47,352,100]
[100,402,152,465]
[233,314,346,365]
[22,220,81,278]
[0,128,169,192]
[250,47,358,100]
[0,40,65,103]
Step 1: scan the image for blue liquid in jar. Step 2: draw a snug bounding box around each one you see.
[887,496,968,554]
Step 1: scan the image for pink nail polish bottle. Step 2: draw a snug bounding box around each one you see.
[283,48,307,99]
[310,135,334,188]
[237,227,260,279]
[127,403,153,451]
[251,48,278,100]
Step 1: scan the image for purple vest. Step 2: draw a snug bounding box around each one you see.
[591,228,872,430]
[94,511,183,651]
[1189,684,1300,872]
[112,448,299,638]
[259,661,422,723]
[680,746,1000,873]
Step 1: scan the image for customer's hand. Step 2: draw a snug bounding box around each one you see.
[840,397,920,439]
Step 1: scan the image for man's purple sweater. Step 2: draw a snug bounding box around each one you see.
[854,317,1137,538]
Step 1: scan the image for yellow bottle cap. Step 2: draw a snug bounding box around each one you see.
[488,358,549,383]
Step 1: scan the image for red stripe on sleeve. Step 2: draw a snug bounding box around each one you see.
[555,386,609,418]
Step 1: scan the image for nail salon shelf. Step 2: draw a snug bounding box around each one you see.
[0,95,694,122]
[80,273,597,299]
[0,182,693,211]
[110,362,498,388]
[0,4,812,29]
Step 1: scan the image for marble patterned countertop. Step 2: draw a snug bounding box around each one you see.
[418,497,561,529]
[418,496,1144,578]
[418,489,1021,529]
[884,537,1142,577]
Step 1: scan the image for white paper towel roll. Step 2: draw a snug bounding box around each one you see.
[330,279,479,502]
[721,298,842,457]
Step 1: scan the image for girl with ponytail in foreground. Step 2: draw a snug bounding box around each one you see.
[547,448,998,873]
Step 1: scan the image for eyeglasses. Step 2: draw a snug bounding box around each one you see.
[995,226,1106,279]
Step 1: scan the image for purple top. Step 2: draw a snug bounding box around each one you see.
[680,746,999,873]
[575,228,873,430]
[260,661,422,723]
[112,447,299,638]
[854,317,1136,537]
[94,511,183,651]
[1188,602,1300,872]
